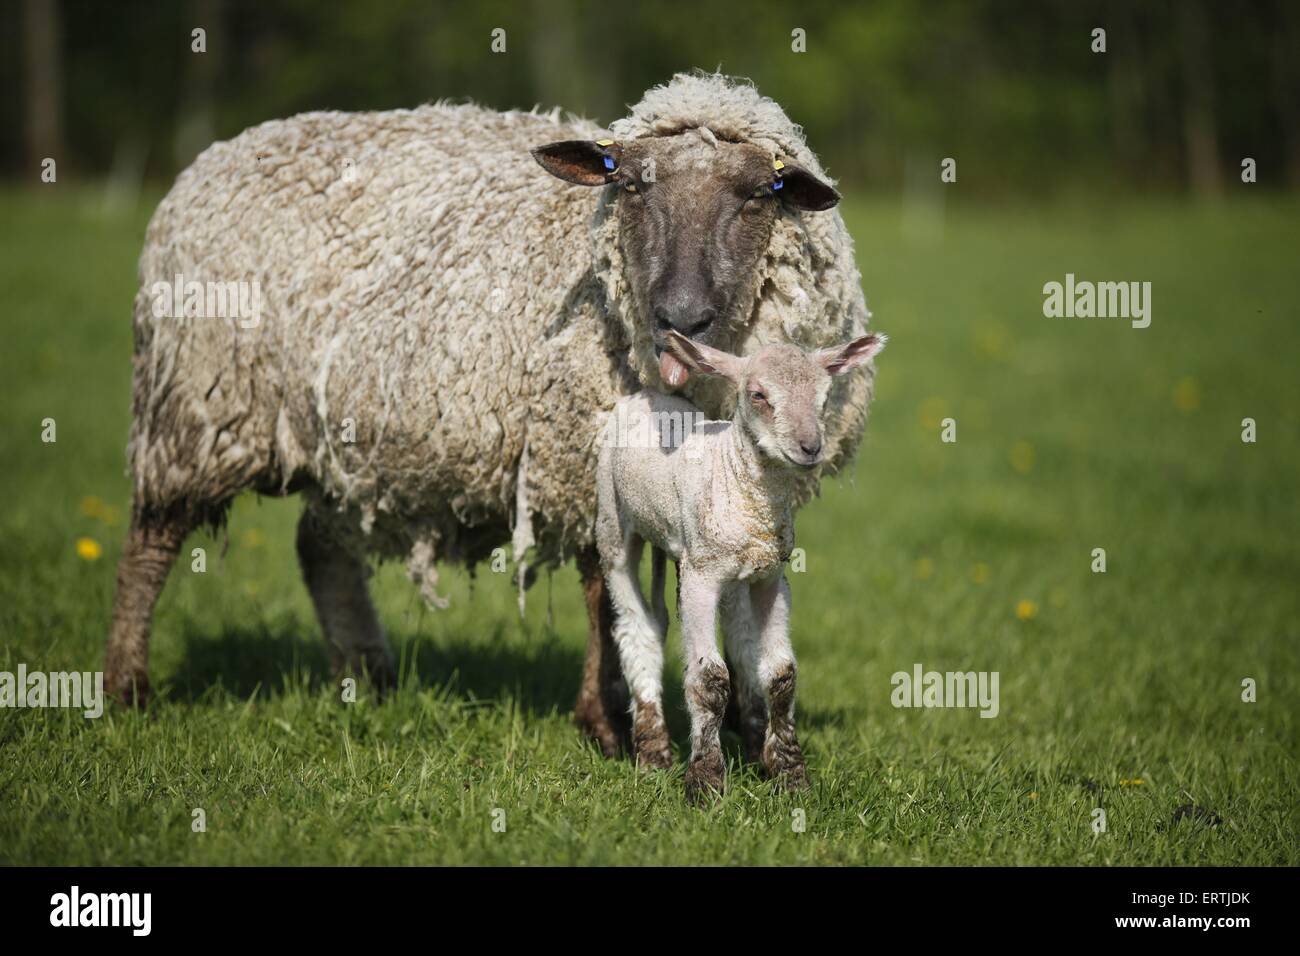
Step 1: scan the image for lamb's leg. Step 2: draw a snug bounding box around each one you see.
[105,509,193,705]
[574,546,630,757]
[750,573,807,788]
[296,507,395,690]
[679,566,728,803]
[719,584,768,765]
[605,535,672,769]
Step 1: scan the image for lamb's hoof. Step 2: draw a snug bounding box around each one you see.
[633,703,673,770]
[106,672,150,708]
[685,755,727,805]
[769,761,809,791]
[635,740,674,771]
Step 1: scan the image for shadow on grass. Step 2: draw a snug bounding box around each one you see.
[166,618,587,717]
[165,618,849,762]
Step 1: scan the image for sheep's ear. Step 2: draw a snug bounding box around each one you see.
[776,162,840,211]
[531,140,620,186]
[665,331,743,382]
[817,333,886,376]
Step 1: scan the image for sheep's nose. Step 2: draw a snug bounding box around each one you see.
[655,306,716,339]
[800,439,822,460]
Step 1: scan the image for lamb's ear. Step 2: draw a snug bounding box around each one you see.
[776,162,840,211]
[817,333,887,376]
[665,331,744,383]
[531,140,620,186]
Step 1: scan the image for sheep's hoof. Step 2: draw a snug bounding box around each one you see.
[685,753,727,805]
[106,671,150,708]
[575,682,632,758]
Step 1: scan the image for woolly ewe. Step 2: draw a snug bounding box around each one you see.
[105,74,878,746]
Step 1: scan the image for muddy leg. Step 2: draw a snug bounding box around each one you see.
[679,566,728,804]
[751,573,807,788]
[574,546,630,757]
[105,509,192,706]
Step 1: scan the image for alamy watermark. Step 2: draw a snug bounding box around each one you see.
[602,402,708,455]
[0,664,104,718]
[890,663,999,718]
[1042,273,1151,328]
[150,273,262,328]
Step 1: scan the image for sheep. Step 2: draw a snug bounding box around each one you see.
[597,330,886,800]
[104,73,878,744]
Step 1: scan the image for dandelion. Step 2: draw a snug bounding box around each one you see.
[1172,377,1200,412]
[917,397,947,430]
[1016,599,1039,621]
[76,537,103,561]
[1010,440,1035,474]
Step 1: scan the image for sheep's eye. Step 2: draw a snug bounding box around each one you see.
[624,182,638,193]
[748,186,770,200]
[750,390,768,406]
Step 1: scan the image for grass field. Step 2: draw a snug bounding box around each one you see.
[1,187,1296,865]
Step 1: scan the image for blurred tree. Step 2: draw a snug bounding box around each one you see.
[22,0,64,177]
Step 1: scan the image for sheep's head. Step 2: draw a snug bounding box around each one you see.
[664,329,885,469]
[532,131,839,391]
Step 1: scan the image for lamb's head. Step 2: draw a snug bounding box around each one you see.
[531,131,839,390]
[665,329,886,469]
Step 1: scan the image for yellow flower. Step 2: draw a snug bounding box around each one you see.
[1015,599,1039,621]
[971,563,990,585]
[80,495,106,519]
[1010,440,1035,474]
[913,557,935,580]
[918,397,948,430]
[1172,377,1200,412]
[1028,791,1039,800]
[76,537,103,561]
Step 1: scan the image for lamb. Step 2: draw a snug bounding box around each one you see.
[597,329,886,801]
[104,73,879,749]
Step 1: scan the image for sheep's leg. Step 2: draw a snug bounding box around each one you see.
[751,573,807,788]
[105,509,193,705]
[719,584,768,765]
[604,534,672,769]
[679,566,728,803]
[650,546,669,636]
[296,508,395,691]
[574,546,631,757]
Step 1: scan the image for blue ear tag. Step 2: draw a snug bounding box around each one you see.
[603,156,616,171]
[772,178,784,191]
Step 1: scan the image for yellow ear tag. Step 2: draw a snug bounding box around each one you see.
[773,159,786,171]
[595,139,614,147]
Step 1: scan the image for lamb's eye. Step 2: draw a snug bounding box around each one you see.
[624,182,639,193]
[750,390,768,406]
[749,186,770,200]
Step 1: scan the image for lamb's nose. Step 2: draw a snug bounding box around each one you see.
[800,440,822,459]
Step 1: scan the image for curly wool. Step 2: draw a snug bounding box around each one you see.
[128,73,874,604]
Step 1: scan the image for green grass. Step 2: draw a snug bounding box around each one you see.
[1,186,1296,865]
